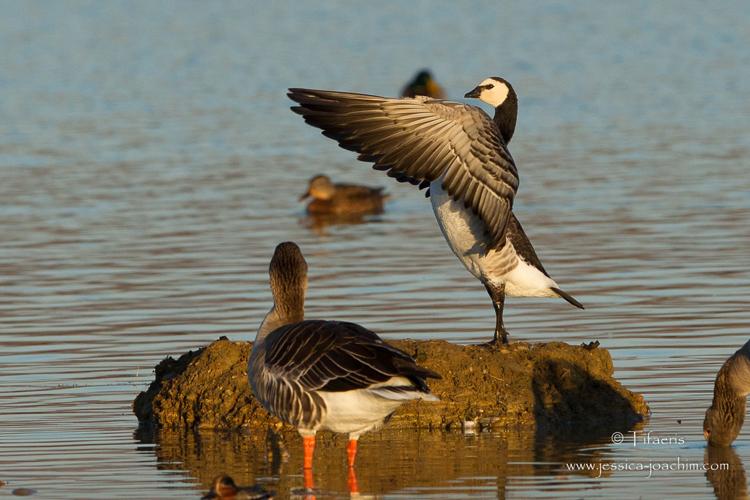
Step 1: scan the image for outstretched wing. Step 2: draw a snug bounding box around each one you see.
[288,89,519,247]
[263,320,440,393]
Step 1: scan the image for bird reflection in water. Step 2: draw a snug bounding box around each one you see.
[136,427,624,498]
[300,212,384,237]
[705,445,747,500]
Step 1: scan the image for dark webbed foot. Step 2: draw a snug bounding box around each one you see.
[483,281,509,347]
[478,324,510,348]
[581,340,600,350]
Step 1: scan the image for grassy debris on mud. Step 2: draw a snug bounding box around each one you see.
[133,337,648,433]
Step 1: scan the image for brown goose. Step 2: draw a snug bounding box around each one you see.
[248,242,440,488]
[704,339,750,446]
[299,174,387,215]
[401,69,445,99]
[288,76,583,345]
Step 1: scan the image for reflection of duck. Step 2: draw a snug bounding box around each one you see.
[202,475,273,499]
[300,175,387,216]
[704,339,750,446]
[705,445,747,500]
[247,242,440,490]
[289,77,583,345]
[401,69,445,99]
[300,212,375,237]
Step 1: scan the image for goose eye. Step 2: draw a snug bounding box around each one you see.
[486,84,494,89]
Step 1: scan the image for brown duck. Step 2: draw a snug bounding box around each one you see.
[401,69,445,99]
[300,174,387,215]
[202,475,273,499]
[704,339,750,446]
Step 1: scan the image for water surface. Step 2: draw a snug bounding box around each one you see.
[1,1,749,498]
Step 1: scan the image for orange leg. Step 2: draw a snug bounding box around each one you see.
[346,439,358,468]
[303,435,316,470]
[304,467,315,495]
[347,439,359,493]
[347,465,359,494]
[303,436,315,495]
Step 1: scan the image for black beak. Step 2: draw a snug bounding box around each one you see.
[299,189,310,201]
[464,86,482,98]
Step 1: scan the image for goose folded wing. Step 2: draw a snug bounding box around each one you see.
[263,320,438,392]
[288,88,519,248]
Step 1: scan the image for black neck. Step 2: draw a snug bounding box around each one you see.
[493,90,518,144]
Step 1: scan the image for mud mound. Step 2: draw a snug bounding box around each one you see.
[133,337,648,433]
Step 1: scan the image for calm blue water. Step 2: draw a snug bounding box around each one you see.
[1,1,749,498]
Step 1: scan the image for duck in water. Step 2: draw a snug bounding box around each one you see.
[401,69,445,99]
[300,174,387,216]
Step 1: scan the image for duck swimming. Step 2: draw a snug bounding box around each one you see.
[288,76,583,345]
[248,242,440,486]
[300,174,387,216]
[202,475,273,499]
[704,339,750,446]
[401,69,445,99]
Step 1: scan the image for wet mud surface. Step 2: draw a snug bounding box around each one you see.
[134,337,648,435]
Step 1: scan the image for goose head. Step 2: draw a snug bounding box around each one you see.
[465,76,518,143]
[704,405,745,446]
[464,77,515,108]
[300,175,335,201]
[704,342,750,446]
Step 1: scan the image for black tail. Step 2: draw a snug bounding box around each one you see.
[551,287,585,309]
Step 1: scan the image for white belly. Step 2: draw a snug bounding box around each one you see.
[317,375,437,437]
[318,389,403,436]
[429,180,558,297]
[429,180,488,280]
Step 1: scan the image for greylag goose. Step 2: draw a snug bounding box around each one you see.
[299,174,387,215]
[704,339,750,446]
[288,76,583,345]
[202,475,273,499]
[401,69,445,99]
[248,242,440,484]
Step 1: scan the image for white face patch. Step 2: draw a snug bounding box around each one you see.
[478,78,509,107]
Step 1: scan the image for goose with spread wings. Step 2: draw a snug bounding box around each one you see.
[248,242,440,484]
[288,76,583,344]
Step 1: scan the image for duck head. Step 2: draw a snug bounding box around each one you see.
[209,475,239,498]
[300,175,335,201]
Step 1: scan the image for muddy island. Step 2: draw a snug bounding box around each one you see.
[134,337,648,434]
